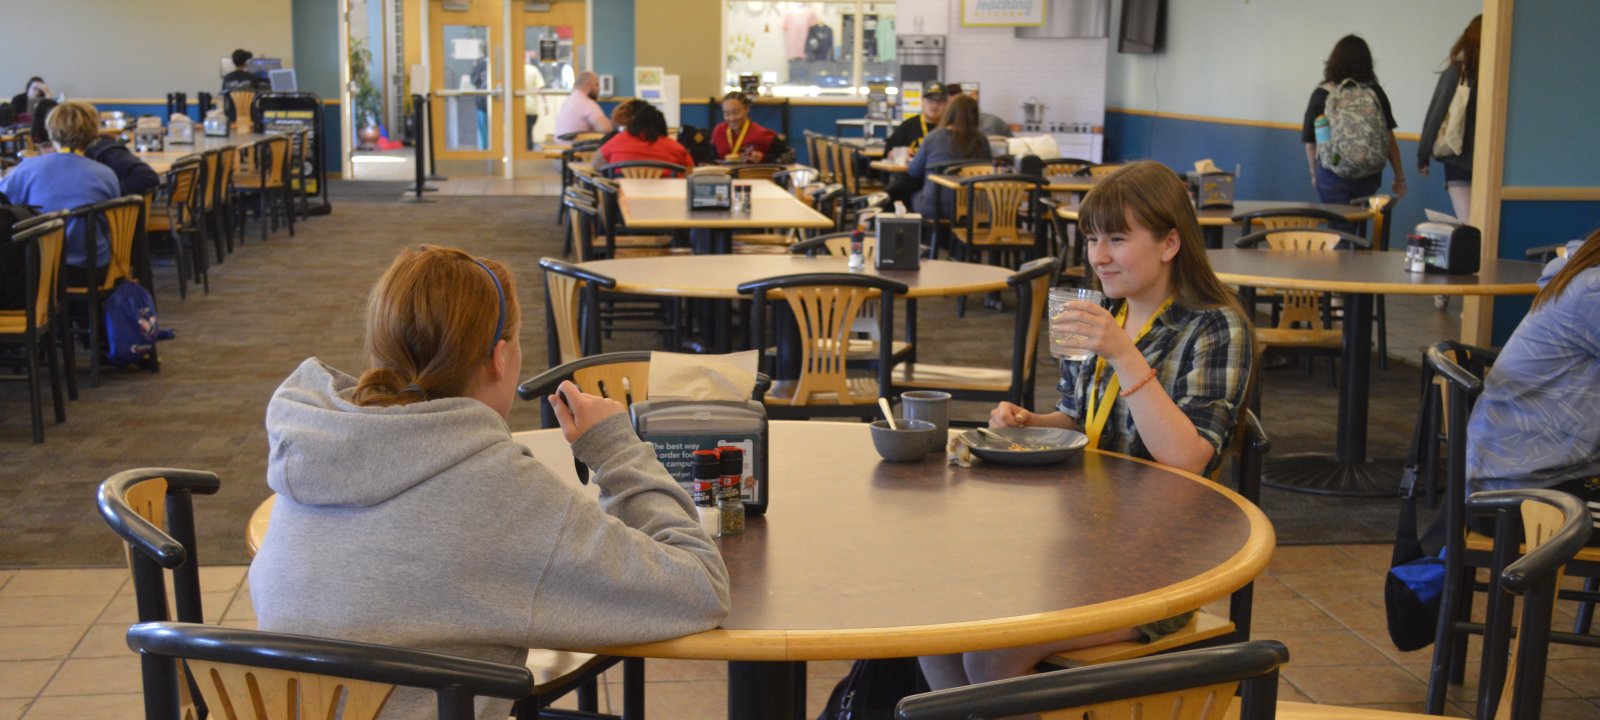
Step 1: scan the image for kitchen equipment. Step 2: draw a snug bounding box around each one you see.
[1022,97,1047,126]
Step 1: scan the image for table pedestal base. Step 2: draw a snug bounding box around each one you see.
[1261,453,1405,497]
[728,661,805,719]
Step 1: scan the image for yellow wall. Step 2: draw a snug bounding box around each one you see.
[635,0,721,99]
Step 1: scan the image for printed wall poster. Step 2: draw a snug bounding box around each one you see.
[961,0,1047,28]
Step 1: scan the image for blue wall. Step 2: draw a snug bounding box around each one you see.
[1503,2,1600,187]
[592,0,635,97]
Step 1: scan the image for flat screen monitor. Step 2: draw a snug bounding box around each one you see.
[1118,0,1164,54]
[247,58,283,76]
[269,69,298,92]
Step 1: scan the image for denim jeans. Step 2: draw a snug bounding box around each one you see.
[1314,165,1381,235]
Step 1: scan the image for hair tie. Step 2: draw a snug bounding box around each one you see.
[402,383,428,399]
[468,257,506,360]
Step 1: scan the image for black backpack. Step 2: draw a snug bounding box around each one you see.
[0,193,39,311]
[678,125,717,166]
[817,658,930,720]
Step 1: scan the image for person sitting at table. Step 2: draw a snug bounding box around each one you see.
[85,133,159,196]
[251,244,731,720]
[553,71,613,140]
[1466,229,1600,543]
[901,94,991,217]
[598,102,693,171]
[221,49,270,92]
[27,99,56,148]
[596,98,647,146]
[712,91,778,163]
[948,83,1012,138]
[920,161,1255,692]
[10,76,49,118]
[884,80,948,157]
[0,100,121,289]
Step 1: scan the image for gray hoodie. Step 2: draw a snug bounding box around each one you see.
[250,359,730,720]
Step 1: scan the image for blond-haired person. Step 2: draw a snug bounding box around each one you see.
[0,100,120,287]
[251,245,730,720]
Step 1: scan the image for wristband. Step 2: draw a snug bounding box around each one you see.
[1119,367,1159,398]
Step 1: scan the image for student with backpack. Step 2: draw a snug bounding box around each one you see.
[1301,35,1407,208]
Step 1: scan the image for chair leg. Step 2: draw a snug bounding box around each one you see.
[45,328,65,424]
[87,294,102,388]
[1576,577,1599,635]
[26,335,44,443]
[173,231,190,301]
[57,318,77,401]
[576,679,598,712]
[282,187,296,237]
[622,657,645,719]
[1376,295,1389,369]
[259,191,268,243]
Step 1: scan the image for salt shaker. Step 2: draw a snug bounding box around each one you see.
[692,450,721,538]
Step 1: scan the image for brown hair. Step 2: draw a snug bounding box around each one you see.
[938,94,987,158]
[1078,161,1246,316]
[1532,229,1600,311]
[610,98,646,129]
[1449,15,1482,79]
[721,91,753,108]
[45,100,100,151]
[352,245,520,407]
[1323,34,1377,85]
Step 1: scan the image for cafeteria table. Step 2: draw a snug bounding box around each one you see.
[249,420,1275,720]
[615,178,832,255]
[1056,199,1373,252]
[1207,249,1543,496]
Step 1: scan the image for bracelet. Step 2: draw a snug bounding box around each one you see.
[1119,367,1159,398]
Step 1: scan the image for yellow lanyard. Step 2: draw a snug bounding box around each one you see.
[909,114,928,153]
[726,120,751,154]
[1084,298,1174,449]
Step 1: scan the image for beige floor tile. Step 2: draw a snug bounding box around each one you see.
[94,591,234,625]
[1282,663,1428,705]
[71,626,134,659]
[1546,657,1600,698]
[0,661,60,699]
[807,659,855,681]
[1263,630,1393,667]
[40,655,142,696]
[1341,700,1471,716]
[1251,597,1344,632]
[1276,679,1314,703]
[638,679,728,717]
[0,571,15,592]
[0,596,111,628]
[0,627,85,662]
[1399,658,1575,703]
[222,586,254,622]
[0,698,27,720]
[1308,594,1392,631]
[806,676,842,718]
[1337,543,1397,572]
[1540,698,1600,720]
[1349,626,1440,665]
[1275,568,1385,604]
[0,570,126,598]
[633,659,724,682]
[18,692,142,720]
[1268,546,1370,576]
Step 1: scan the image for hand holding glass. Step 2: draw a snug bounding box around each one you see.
[1047,288,1104,361]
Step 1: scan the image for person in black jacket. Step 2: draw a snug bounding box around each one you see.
[884,81,949,156]
[85,136,160,196]
[222,49,270,92]
[1418,15,1480,222]
[10,76,49,116]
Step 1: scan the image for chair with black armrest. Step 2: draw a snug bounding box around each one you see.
[233,134,295,242]
[126,622,536,720]
[894,257,1057,412]
[1042,157,1096,179]
[1424,344,1600,715]
[517,350,772,432]
[898,641,1290,720]
[557,140,602,240]
[145,158,206,299]
[98,467,222,720]
[948,174,1048,316]
[2,216,69,442]
[783,232,915,369]
[65,194,147,387]
[226,90,256,132]
[1075,162,1125,178]
[730,164,808,248]
[193,149,227,265]
[739,273,908,419]
[1234,227,1370,393]
[1352,194,1395,368]
[599,160,687,179]
[1233,206,1350,236]
[573,173,680,259]
[539,257,616,369]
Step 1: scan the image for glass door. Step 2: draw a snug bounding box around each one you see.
[431,0,504,166]
[512,2,587,168]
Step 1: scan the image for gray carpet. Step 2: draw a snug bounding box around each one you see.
[0,190,1431,567]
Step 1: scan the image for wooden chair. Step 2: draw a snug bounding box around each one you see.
[906,488,1590,720]
[1,217,69,442]
[65,195,146,387]
[556,140,602,240]
[1233,206,1349,236]
[214,145,242,256]
[233,135,295,243]
[192,149,227,264]
[729,163,789,181]
[227,89,257,134]
[98,467,222,720]
[1082,163,1126,178]
[950,174,1046,257]
[892,257,1057,411]
[1235,228,1369,388]
[1042,157,1095,178]
[126,622,535,720]
[288,128,313,220]
[567,177,673,260]
[1423,344,1600,715]
[785,233,915,368]
[599,160,686,179]
[146,159,207,298]
[539,257,616,369]
[739,273,907,418]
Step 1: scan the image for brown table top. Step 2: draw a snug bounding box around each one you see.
[135,132,270,173]
[617,178,833,230]
[247,421,1273,661]
[1206,249,1545,296]
[1058,200,1371,227]
[578,255,1015,299]
[837,137,886,158]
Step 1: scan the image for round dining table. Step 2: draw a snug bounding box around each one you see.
[1207,249,1545,496]
[248,421,1274,720]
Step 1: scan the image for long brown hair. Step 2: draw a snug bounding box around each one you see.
[1532,229,1600,311]
[1078,161,1246,317]
[352,245,520,407]
[1449,15,1482,79]
[1323,34,1377,84]
[938,94,987,158]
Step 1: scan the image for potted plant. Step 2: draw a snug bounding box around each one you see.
[349,36,383,150]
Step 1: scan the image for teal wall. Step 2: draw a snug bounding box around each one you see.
[1502,2,1600,187]
[592,0,636,97]
[290,0,344,171]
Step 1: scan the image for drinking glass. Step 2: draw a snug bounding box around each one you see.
[1047,287,1104,361]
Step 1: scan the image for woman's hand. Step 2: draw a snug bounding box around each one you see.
[1392,175,1408,200]
[1417,164,1431,177]
[548,380,625,444]
[990,401,1032,428]
[1052,301,1139,367]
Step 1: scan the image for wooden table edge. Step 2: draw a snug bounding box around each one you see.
[605,275,1012,300]
[1214,271,1540,296]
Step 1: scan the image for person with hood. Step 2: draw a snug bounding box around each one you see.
[250,244,730,720]
[85,134,159,196]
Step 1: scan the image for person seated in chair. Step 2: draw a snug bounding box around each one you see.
[0,100,120,289]
[903,94,991,218]
[598,102,693,170]
[251,245,730,720]
[920,162,1255,692]
[712,91,778,163]
[1467,229,1600,543]
[221,49,270,92]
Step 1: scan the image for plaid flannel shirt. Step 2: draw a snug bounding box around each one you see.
[1056,301,1253,476]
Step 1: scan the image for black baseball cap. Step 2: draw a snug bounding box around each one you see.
[922,81,948,100]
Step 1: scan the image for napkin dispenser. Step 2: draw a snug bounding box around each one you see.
[167,115,195,145]
[202,109,230,137]
[133,126,164,153]
[687,172,732,211]
[630,399,769,514]
[1187,171,1235,209]
[875,207,922,271]
[1414,221,1481,274]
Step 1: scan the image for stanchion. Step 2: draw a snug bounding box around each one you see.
[402,93,436,203]
[424,92,447,182]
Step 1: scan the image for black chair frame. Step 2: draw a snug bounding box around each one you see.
[598,160,688,179]
[67,194,152,387]
[3,216,70,441]
[538,257,617,369]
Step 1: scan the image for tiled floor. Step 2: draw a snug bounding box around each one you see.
[2,547,1596,719]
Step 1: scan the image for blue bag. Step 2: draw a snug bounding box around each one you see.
[103,281,162,366]
[1384,387,1448,652]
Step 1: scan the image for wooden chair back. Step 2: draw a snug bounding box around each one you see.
[1043,158,1094,178]
[164,161,202,224]
[1262,230,1339,330]
[538,257,616,367]
[188,660,393,720]
[603,160,686,179]
[1015,259,1054,384]
[228,90,256,132]
[1362,194,1394,250]
[812,137,836,184]
[1086,163,1125,178]
[572,361,650,407]
[1261,230,1340,252]
[834,142,862,193]
[70,195,145,291]
[258,135,290,188]
[8,218,65,331]
[781,284,876,404]
[731,164,786,181]
[197,150,221,211]
[950,163,995,224]
[815,233,877,262]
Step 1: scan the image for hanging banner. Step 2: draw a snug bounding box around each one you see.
[961,0,1047,27]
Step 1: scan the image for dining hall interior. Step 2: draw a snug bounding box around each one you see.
[1,0,1598,719]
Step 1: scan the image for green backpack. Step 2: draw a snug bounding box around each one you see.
[1317,80,1390,179]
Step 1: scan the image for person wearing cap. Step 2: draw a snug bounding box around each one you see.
[884,81,949,156]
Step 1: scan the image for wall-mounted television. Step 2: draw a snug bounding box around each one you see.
[1118,0,1164,54]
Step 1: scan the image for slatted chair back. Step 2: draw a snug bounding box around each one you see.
[8,217,65,331]
[1358,194,1394,250]
[126,623,535,720]
[833,141,862,194]
[1237,227,1368,334]
[1234,207,1348,235]
[948,162,996,225]
[730,164,787,181]
[228,90,256,130]
[739,274,907,408]
[789,231,877,262]
[67,195,144,292]
[1013,258,1055,387]
[802,133,825,179]
[164,160,203,225]
[1260,230,1340,251]
[196,150,221,212]
[1043,157,1095,178]
[538,257,616,367]
[602,160,686,179]
[1085,163,1125,178]
[257,135,291,189]
[960,175,1044,247]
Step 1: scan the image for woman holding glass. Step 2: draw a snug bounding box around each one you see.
[920,161,1255,692]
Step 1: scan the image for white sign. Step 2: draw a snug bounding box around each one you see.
[961,0,1047,27]
[451,38,483,61]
